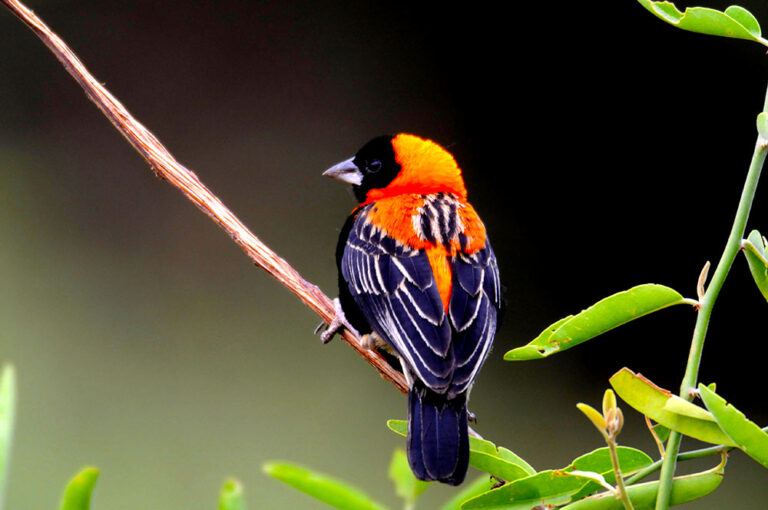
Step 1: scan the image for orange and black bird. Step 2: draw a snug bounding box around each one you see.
[321,134,501,485]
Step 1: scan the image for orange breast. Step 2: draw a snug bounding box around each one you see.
[363,194,487,311]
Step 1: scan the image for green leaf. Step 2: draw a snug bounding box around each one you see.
[559,459,725,509]
[504,285,686,361]
[577,403,607,433]
[58,467,99,510]
[742,230,768,302]
[0,365,16,510]
[469,441,535,482]
[387,420,535,481]
[503,316,571,360]
[387,419,408,437]
[460,470,597,510]
[559,446,653,501]
[389,449,429,504]
[219,478,245,510]
[757,113,768,142]
[663,395,717,421]
[263,462,389,510]
[652,423,671,443]
[699,384,768,469]
[725,6,762,37]
[439,476,495,510]
[609,369,735,446]
[637,1,766,44]
[570,447,652,478]
[568,447,653,500]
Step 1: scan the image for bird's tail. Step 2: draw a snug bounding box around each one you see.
[407,383,469,485]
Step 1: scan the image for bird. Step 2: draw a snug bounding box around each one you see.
[320,133,501,486]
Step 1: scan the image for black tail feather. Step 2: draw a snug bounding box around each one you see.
[407,384,469,485]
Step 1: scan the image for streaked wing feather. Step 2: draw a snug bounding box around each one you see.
[447,242,500,394]
[343,215,453,390]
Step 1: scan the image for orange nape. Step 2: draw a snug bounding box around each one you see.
[363,134,468,203]
[363,194,488,311]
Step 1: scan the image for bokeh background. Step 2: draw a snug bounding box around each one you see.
[2,1,768,508]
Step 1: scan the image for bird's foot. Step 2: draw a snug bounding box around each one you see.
[315,298,359,344]
[360,331,386,351]
[467,410,478,423]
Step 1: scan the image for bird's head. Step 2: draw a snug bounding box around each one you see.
[323,133,467,204]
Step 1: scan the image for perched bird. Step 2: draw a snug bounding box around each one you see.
[321,134,501,485]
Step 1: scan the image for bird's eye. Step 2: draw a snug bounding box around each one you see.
[367,159,382,173]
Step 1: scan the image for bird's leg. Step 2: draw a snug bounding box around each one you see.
[315,297,360,344]
[467,410,477,423]
[360,330,386,350]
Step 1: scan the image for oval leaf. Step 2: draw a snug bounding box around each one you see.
[559,461,724,509]
[0,365,16,507]
[758,113,768,143]
[503,316,571,360]
[568,447,653,501]
[263,462,389,510]
[439,476,494,510]
[58,467,99,510]
[219,479,245,510]
[577,403,607,433]
[609,368,735,446]
[725,6,762,37]
[663,395,717,421]
[460,470,596,510]
[505,285,686,361]
[742,230,768,302]
[389,449,429,504]
[387,419,535,482]
[698,384,768,469]
[637,0,766,44]
[570,446,653,480]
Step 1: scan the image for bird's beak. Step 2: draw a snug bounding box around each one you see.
[322,157,363,186]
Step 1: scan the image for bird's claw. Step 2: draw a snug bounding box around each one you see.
[316,298,359,344]
[361,331,386,351]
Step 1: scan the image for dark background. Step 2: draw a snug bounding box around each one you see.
[2,1,767,508]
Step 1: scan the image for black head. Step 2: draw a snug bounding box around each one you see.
[350,135,401,202]
[323,135,401,203]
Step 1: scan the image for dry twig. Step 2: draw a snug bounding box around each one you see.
[1,0,408,394]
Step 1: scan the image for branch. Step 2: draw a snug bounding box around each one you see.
[1,0,408,394]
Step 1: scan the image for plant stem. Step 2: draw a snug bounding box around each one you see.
[627,444,728,486]
[654,84,768,510]
[608,439,634,510]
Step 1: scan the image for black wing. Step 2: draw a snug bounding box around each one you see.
[341,212,454,391]
[340,208,500,396]
[447,243,501,394]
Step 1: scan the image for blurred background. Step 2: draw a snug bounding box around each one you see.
[2,0,768,508]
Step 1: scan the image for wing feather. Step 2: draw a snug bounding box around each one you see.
[343,214,453,389]
[341,206,501,396]
[447,241,500,394]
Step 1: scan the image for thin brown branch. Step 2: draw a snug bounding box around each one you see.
[1,0,408,394]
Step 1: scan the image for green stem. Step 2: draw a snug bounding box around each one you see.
[608,438,634,510]
[626,444,730,486]
[627,425,768,486]
[654,85,768,510]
